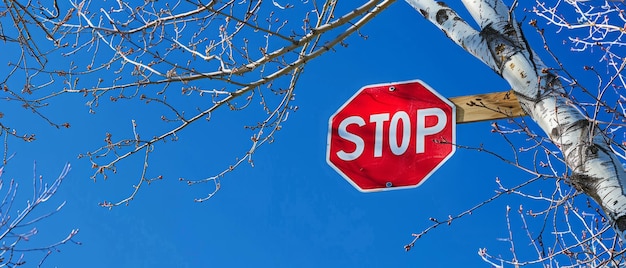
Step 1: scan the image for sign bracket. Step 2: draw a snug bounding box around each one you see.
[449,90,526,124]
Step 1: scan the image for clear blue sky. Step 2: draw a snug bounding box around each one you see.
[0,1,607,267]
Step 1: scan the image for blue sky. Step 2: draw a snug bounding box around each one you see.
[0,1,613,267]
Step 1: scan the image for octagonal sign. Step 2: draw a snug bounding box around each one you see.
[327,80,456,192]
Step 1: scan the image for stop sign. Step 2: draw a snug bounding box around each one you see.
[327,80,456,192]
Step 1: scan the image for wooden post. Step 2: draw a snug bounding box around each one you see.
[449,90,526,124]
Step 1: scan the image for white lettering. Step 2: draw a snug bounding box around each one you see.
[336,116,366,161]
[369,113,390,157]
[416,108,446,153]
[389,111,410,155]
[335,108,449,159]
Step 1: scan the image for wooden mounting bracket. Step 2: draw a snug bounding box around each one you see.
[449,90,526,124]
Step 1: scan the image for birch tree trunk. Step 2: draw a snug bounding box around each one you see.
[405,0,626,237]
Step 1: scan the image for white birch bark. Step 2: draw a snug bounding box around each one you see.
[405,0,626,237]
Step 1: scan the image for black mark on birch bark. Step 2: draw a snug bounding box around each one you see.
[480,23,523,74]
[550,127,560,139]
[550,119,588,146]
[540,73,560,93]
[571,173,603,208]
[586,144,599,156]
[436,9,448,25]
[616,216,626,232]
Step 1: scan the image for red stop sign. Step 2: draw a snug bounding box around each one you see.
[327,80,456,192]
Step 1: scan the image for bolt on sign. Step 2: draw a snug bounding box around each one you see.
[327,80,456,192]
